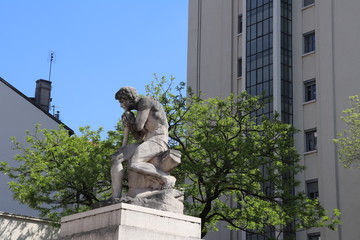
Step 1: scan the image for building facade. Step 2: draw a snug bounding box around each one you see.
[0,211,58,240]
[0,77,72,239]
[187,0,360,239]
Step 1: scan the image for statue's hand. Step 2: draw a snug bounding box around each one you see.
[122,111,135,127]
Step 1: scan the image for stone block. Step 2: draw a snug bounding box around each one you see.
[59,203,201,240]
[149,149,181,173]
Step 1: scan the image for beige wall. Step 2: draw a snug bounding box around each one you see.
[293,0,360,239]
[188,0,240,98]
[0,80,64,217]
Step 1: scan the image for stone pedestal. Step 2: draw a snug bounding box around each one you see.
[59,203,201,240]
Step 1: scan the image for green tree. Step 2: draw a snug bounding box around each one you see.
[0,76,340,239]
[147,76,340,239]
[334,95,360,168]
[0,124,124,221]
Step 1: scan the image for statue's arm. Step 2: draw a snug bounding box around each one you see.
[135,100,151,132]
[123,98,151,141]
[122,111,143,141]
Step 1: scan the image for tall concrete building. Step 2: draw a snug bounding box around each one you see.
[187,0,360,239]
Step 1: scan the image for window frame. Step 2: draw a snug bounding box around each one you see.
[305,128,317,152]
[304,79,316,102]
[238,15,243,35]
[307,232,320,240]
[306,179,319,199]
[238,58,242,78]
[303,0,315,8]
[303,31,315,54]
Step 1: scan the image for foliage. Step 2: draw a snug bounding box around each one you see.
[334,95,360,168]
[146,77,341,239]
[0,123,124,222]
[0,75,340,238]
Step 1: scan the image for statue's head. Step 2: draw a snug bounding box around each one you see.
[115,87,138,110]
[115,87,138,101]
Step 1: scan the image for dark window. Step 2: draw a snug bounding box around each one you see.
[305,129,317,152]
[304,32,315,53]
[246,0,274,122]
[238,15,243,34]
[246,228,275,240]
[304,80,316,102]
[308,233,320,240]
[306,180,319,199]
[304,0,315,7]
[238,58,242,78]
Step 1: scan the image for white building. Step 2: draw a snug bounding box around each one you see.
[0,77,72,239]
[187,0,360,239]
[0,211,58,240]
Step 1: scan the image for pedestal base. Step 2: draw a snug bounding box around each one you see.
[59,203,201,240]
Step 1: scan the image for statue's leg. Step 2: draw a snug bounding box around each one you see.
[111,151,124,199]
[129,162,176,189]
[128,141,175,188]
[110,144,138,199]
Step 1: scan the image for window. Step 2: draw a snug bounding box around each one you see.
[305,129,317,152]
[304,80,316,102]
[246,229,275,240]
[238,58,242,78]
[238,15,243,34]
[306,180,319,199]
[308,233,320,240]
[304,0,315,7]
[304,32,315,53]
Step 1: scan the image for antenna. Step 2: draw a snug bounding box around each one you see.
[48,51,60,119]
[51,105,56,115]
[51,104,61,120]
[48,51,56,81]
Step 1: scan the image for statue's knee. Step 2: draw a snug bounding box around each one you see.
[128,162,142,171]
[129,162,136,169]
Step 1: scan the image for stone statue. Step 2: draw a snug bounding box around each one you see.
[108,87,183,213]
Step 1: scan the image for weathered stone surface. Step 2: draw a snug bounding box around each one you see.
[93,189,184,214]
[110,86,183,214]
[60,203,201,240]
[149,149,181,172]
[123,150,181,197]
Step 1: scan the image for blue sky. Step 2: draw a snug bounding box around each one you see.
[0,1,188,135]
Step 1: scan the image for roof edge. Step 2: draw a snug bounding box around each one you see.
[0,77,74,134]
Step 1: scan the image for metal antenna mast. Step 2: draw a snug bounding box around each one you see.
[48,51,55,81]
[48,51,60,119]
